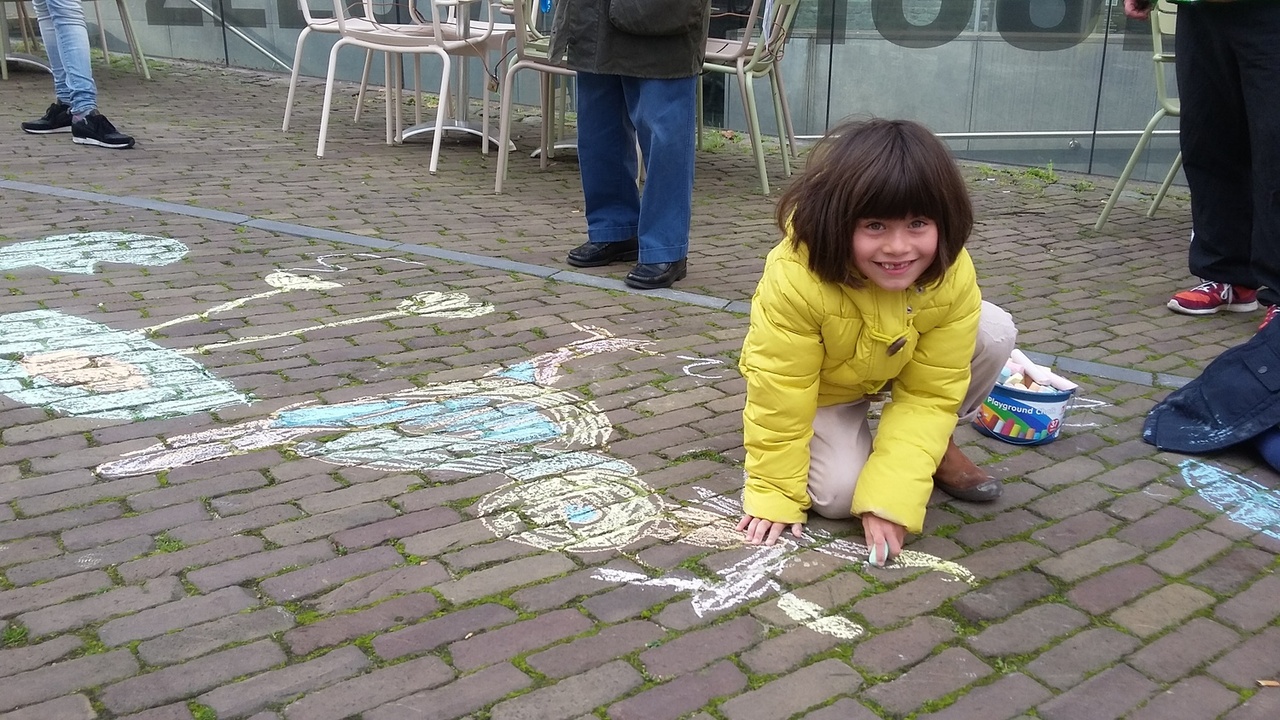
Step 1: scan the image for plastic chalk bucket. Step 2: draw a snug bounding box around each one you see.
[973,383,1074,446]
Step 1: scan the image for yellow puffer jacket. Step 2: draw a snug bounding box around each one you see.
[740,240,982,533]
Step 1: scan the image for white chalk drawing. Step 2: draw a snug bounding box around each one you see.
[589,486,975,635]
[678,355,730,380]
[1063,396,1111,429]
[1180,459,1280,541]
[0,232,188,274]
[94,318,978,638]
[145,271,344,333]
[174,290,494,354]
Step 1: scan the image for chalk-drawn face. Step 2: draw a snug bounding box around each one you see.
[479,468,668,553]
[0,232,187,274]
[0,310,250,420]
[19,350,150,393]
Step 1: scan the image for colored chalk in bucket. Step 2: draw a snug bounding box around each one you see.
[973,382,1075,446]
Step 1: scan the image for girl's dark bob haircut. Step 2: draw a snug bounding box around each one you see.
[776,117,973,289]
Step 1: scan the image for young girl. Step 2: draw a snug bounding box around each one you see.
[736,118,1017,565]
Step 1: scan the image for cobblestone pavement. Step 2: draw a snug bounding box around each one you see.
[0,58,1277,720]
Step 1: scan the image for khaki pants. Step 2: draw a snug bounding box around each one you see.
[807,301,1017,519]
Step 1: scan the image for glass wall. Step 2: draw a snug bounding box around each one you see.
[32,0,1180,182]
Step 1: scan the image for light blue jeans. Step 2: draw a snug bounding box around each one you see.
[576,72,697,265]
[33,0,97,115]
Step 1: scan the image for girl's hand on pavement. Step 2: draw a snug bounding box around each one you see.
[861,513,906,566]
[736,514,804,546]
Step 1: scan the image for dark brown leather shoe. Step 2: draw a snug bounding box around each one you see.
[933,438,1003,502]
[624,259,687,290]
[566,238,639,268]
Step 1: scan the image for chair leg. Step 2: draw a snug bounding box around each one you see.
[283,27,312,132]
[353,48,373,123]
[91,0,109,64]
[1,0,10,81]
[1094,109,1166,231]
[773,65,799,168]
[115,0,150,78]
[386,52,396,144]
[495,63,522,193]
[767,69,790,178]
[740,68,770,195]
[429,53,451,175]
[1148,151,1183,218]
[542,71,558,169]
[412,55,422,126]
[317,41,347,157]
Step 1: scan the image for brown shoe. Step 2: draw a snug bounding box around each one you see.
[933,438,1003,502]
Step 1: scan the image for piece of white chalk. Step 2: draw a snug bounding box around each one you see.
[868,540,890,567]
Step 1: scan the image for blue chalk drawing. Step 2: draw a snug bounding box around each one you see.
[0,232,187,274]
[98,325,646,478]
[0,310,251,420]
[1180,459,1280,541]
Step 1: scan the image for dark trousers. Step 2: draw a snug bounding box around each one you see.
[575,72,696,265]
[1176,1,1280,305]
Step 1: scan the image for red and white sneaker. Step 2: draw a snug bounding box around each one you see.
[1260,305,1278,332]
[1166,281,1259,315]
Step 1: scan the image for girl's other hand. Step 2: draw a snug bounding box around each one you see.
[736,515,804,546]
[861,513,907,566]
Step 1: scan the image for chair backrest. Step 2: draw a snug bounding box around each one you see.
[707,0,800,70]
[1150,0,1177,115]
[297,0,336,27]
[505,0,553,61]
[747,0,800,70]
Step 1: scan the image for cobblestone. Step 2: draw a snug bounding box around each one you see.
[862,647,993,716]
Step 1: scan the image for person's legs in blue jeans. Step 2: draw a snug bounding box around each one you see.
[32,0,97,116]
[575,72,641,246]
[622,75,697,266]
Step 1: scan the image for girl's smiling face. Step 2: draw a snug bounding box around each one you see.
[851,216,939,291]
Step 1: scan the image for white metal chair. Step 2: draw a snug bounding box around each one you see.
[493,0,574,193]
[1094,0,1181,230]
[316,0,497,174]
[282,0,376,132]
[697,0,801,195]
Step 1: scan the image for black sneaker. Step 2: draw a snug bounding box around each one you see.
[22,102,73,134]
[71,111,135,149]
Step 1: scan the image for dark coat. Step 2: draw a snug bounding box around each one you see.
[548,0,711,78]
[1143,321,1280,453]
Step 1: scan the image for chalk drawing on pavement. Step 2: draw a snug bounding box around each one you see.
[75,279,977,641]
[173,290,494,354]
[1063,396,1111,429]
[0,310,251,420]
[589,484,976,635]
[678,355,730,380]
[98,324,639,477]
[145,271,344,334]
[0,239,493,421]
[0,232,188,274]
[1180,459,1280,541]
